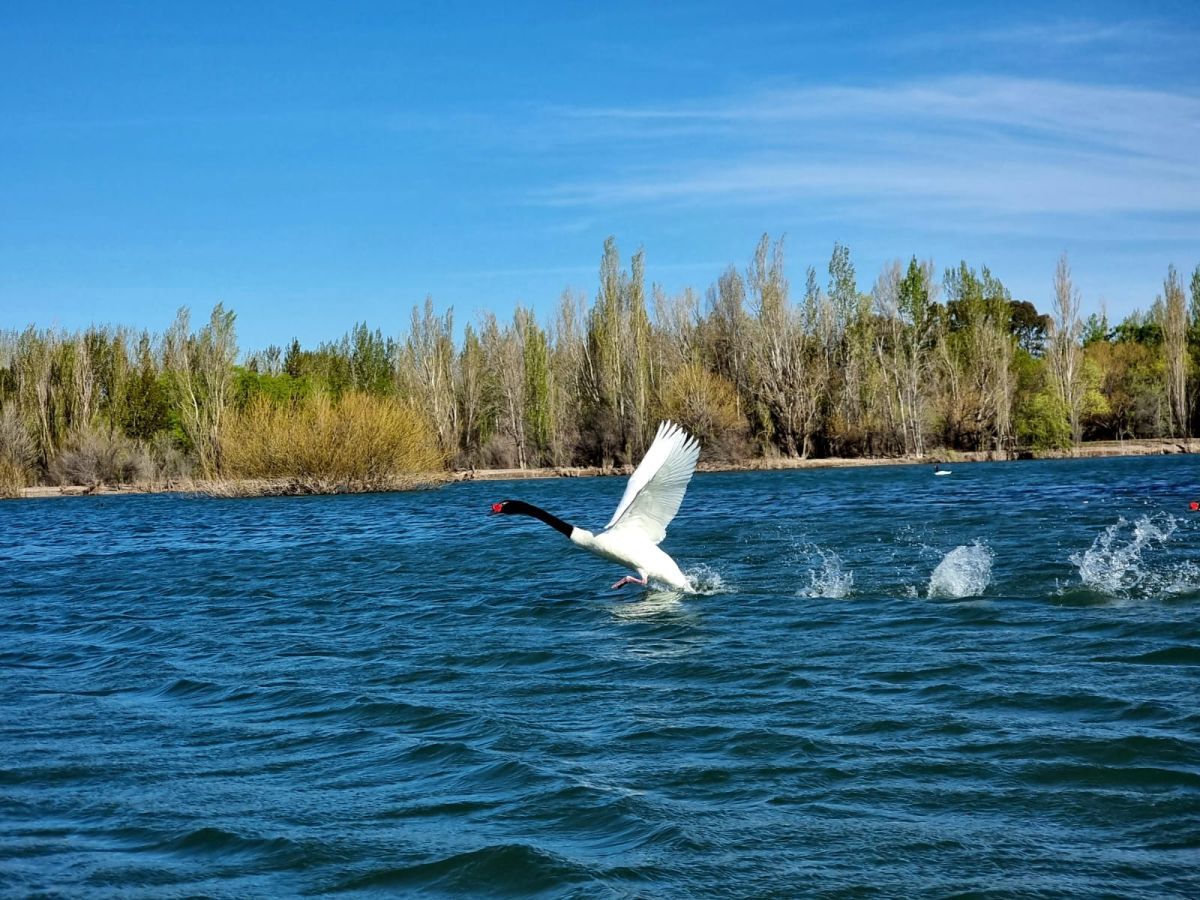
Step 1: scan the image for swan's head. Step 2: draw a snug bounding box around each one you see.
[491,501,510,514]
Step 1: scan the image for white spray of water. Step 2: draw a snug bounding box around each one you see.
[798,549,854,599]
[1162,561,1200,597]
[684,564,732,595]
[1069,514,1187,598]
[927,542,993,599]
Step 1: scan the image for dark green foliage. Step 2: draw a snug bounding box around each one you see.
[284,339,304,378]
[119,335,171,440]
[1113,311,1162,345]
[1081,313,1111,346]
[1008,300,1051,355]
[348,323,395,396]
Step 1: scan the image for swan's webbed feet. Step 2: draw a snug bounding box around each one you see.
[611,575,648,589]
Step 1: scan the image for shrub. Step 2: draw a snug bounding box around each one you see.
[0,406,36,498]
[659,363,749,460]
[1015,388,1072,451]
[218,391,445,490]
[50,426,153,487]
[147,432,194,484]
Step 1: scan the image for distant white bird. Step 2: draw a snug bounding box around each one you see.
[491,421,700,591]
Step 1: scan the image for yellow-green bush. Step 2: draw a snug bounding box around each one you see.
[658,363,749,460]
[219,392,445,489]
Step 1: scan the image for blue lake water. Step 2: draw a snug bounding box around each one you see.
[2,455,1199,897]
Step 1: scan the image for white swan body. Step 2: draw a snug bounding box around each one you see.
[492,421,700,591]
[569,527,692,590]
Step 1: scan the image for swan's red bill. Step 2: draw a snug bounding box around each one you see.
[1190,501,1199,512]
[491,502,504,514]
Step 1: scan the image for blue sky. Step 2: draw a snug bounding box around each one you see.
[2,1,1197,352]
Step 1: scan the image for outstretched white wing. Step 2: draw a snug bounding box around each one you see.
[604,421,700,544]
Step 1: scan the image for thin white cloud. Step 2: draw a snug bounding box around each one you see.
[536,76,1200,231]
[973,20,1139,46]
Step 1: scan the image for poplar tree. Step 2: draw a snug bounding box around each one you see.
[517,306,552,465]
[456,323,488,462]
[745,234,819,456]
[1048,253,1084,444]
[164,304,238,475]
[1160,265,1188,437]
[705,268,750,420]
[399,297,457,456]
[874,257,937,455]
[624,249,653,457]
[548,290,586,465]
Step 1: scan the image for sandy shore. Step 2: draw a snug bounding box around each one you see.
[11,438,1192,499]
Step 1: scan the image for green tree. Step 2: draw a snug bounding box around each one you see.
[120,332,171,440]
[518,307,552,465]
[941,262,1016,451]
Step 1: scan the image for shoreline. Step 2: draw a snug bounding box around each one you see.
[452,438,1194,481]
[11,438,1194,500]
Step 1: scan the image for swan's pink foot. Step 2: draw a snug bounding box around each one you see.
[611,575,648,589]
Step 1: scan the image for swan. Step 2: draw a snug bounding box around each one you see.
[491,421,700,591]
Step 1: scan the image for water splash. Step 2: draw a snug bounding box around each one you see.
[684,564,731,595]
[798,549,854,599]
[1068,514,1192,599]
[927,542,993,599]
[1162,561,1200,598]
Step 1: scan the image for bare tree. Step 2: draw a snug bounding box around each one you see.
[1048,253,1084,444]
[455,323,486,464]
[745,235,822,457]
[399,296,457,456]
[653,284,700,374]
[164,304,238,475]
[548,290,586,465]
[1159,264,1188,437]
[705,268,750,420]
[480,311,526,468]
[872,259,938,455]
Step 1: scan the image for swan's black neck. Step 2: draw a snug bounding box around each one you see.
[501,500,574,538]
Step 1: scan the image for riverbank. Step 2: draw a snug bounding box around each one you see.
[12,438,1193,499]
[453,438,1195,482]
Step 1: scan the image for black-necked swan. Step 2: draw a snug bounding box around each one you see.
[491,421,700,591]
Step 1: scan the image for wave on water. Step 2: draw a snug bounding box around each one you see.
[927,542,993,599]
[797,548,854,599]
[1068,514,1196,600]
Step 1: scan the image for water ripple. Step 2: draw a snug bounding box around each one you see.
[1,456,1198,897]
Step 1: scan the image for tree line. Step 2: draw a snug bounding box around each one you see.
[1,236,1198,495]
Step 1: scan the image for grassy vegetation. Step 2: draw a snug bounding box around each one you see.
[0,406,33,498]
[216,392,444,494]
